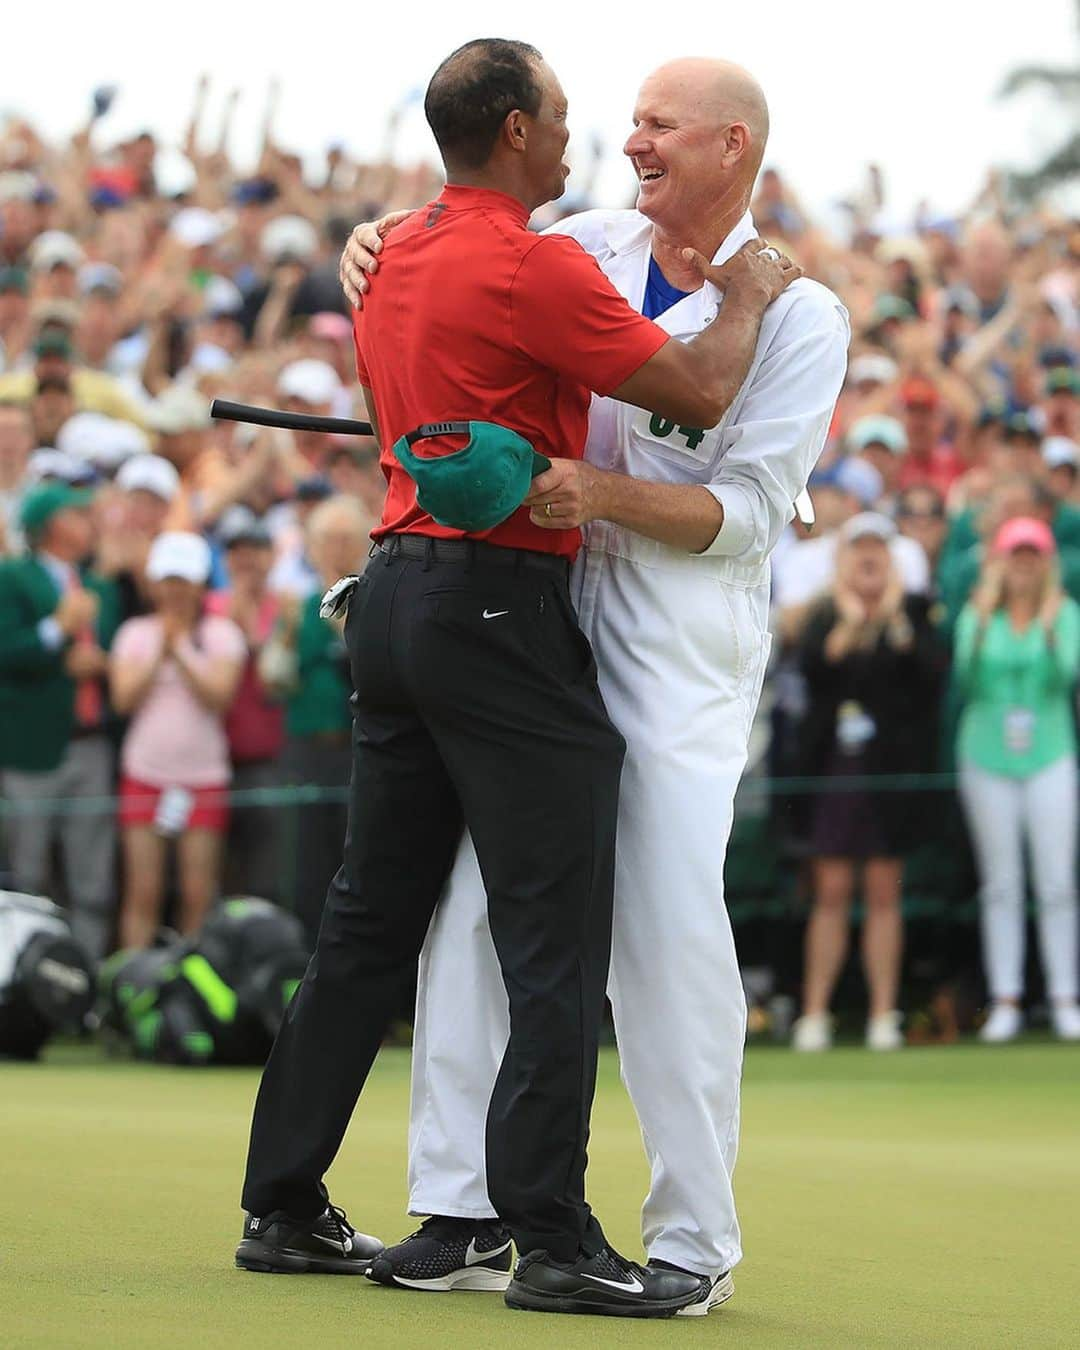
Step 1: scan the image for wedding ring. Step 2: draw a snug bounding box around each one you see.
[544,502,553,519]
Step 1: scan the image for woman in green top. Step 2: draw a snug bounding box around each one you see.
[954,516,1080,1043]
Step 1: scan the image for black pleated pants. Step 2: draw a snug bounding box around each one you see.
[241,542,625,1261]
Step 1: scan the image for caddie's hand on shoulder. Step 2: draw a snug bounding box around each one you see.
[340,210,416,309]
[685,237,802,310]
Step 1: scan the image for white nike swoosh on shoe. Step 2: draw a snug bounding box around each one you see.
[465,1237,511,1266]
[481,609,510,620]
[310,1232,352,1254]
[578,1273,645,1294]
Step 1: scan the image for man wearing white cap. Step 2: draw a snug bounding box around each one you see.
[97,455,182,620]
[1043,437,1080,506]
[276,359,347,466]
[57,412,148,475]
[28,232,84,301]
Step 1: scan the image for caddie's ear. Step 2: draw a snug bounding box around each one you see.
[503,108,529,155]
[720,121,751,170]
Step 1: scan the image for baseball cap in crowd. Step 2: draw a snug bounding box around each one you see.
[218,504,273,548]
[78,262,123,298]
[170,207,226,251]
[296,474,334,503]
[870,294,916,326]
[0,266,29,295]
[116,453,181,501]
[26,448,99,487]
[0,170,36,204]
[993,516,1055,557]
[147,384,211,434]
[848,415,908,456]
[261,215,318,264]
[33,330,74,361]
[57,412,148,471]
[831,454,884,509]
[32,299,80,332]
[1005,410,1042,442]
[308,312,352,343]
[848,353,899,388]
[977,401,1007,429]
[392,421,551,533]
[146,531,212,584]
[231,177,278,207]
[202,275,244,319]
[277,358,340,407]
[942,286,980,320]
[900,377,940,410]
[841,511,896,544]
[19,481,93,537]
[1042,437,1080,471]
[29,231,84,273]
[1038,344,1076,370]
[1046,367,1080,397]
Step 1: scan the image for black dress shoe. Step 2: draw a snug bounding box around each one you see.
[505,1244,702,1318]
[235,1202,383,1274]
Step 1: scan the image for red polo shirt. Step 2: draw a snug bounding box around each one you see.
[352,185,669,558]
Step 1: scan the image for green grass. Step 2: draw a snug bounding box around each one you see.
[3,1042,1079,1348]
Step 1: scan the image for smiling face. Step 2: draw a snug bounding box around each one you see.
[623,60,767,236]
[521,59,571,208]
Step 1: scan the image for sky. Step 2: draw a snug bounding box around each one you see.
[4,0,1077,227]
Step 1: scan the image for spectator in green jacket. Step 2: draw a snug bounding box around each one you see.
[955,517,1080,1044]
[0,483,119,956]
[258,494,372,941]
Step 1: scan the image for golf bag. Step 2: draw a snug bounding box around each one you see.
[0,891,96,1060]
[98,897,309,1065]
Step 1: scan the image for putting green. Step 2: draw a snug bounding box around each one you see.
[2,1042,1078,1348]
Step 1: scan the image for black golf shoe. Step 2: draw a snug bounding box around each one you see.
[366,1216,513,1292]
[648,1259,735,1316]
[235,1202,383,1274]
[505,1244,702,1318]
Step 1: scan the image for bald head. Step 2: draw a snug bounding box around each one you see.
[626,58,770,239]
[644,58,769,175]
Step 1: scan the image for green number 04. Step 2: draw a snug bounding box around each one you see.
[648,414,705,451]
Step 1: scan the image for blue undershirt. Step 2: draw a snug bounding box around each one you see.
[642,255,692,320]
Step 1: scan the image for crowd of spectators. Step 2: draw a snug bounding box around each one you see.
[0,86,1077,1043]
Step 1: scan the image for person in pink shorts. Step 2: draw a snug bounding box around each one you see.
[109,531,245,947]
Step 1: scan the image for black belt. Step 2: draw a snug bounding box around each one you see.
[375,534,569,577]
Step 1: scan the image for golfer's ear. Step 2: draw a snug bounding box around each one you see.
[504,109,528,154]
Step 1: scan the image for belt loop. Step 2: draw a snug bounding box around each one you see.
[383,536,394,566]
[465,540,476,573]
[422,537,434,572]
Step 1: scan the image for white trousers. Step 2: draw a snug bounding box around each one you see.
[958,755,1079,1002]
[408,529,771,1278]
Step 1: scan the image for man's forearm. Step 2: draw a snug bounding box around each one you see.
[591,470,725,553]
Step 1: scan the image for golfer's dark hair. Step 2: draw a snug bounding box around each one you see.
[425,39,544,171]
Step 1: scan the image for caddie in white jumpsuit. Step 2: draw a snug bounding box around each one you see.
[344,56,850,1306]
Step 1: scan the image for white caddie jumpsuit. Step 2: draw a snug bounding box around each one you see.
[407,209,851,1278]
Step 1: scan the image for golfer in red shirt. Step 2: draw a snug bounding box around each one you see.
[238,38,795,1319]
